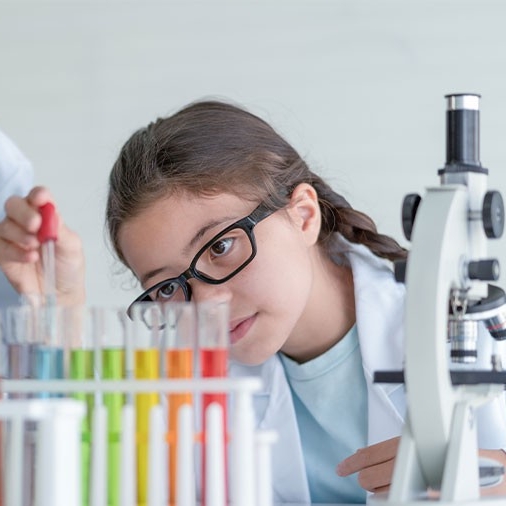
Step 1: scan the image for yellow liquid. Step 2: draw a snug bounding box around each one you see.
[135,348,160,505]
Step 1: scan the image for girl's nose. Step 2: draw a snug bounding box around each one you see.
[188,279,232,305]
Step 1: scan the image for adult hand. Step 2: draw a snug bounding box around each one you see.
[0,186,85,305]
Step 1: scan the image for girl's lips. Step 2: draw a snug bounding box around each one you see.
[229,314,256,344]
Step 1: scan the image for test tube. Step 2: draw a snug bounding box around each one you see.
[4,304,37,506]
[120,309,136,506]
[162,302,196,504]
[92,306,126,506]
[31,304,65,398]
[36,203,62,394]
[198,301,230,506]
[66,305,94,506]
[0,309,5,506]
[130,302,163,506]
[4,305,34,397]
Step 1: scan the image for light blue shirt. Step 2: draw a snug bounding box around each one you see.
[279,324,368,503]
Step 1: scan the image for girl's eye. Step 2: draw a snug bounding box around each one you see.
[156,281,178,300]
[209,237,234,257]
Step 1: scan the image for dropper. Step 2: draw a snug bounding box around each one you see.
[37,203,58,344]
[37,202,58,307]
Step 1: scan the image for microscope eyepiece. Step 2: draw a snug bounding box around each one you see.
[444,93,482,169]
[445,93,480,112]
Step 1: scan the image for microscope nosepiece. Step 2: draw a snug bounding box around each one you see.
[449,318,478,363]
[483,308,506,340]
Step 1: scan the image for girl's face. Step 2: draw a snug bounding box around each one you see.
[118,189,320,365]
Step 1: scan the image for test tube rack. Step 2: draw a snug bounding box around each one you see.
[0,376,277,506]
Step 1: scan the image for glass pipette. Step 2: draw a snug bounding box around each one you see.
[36,203,63,397]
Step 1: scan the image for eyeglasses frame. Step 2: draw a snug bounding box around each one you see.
[126,202,276,319]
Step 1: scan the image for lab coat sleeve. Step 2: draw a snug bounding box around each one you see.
[0,128,34,217]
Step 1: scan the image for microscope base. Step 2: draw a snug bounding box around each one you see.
[369,492,506,506]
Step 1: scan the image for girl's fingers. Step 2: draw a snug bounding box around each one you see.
[337,437,399,476]
[357,458,396,492]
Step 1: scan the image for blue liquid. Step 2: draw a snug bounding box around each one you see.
[31,345,64,398]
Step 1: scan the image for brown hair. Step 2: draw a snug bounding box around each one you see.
[106,100,406,267]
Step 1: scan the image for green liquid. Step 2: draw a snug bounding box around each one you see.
[103,348,125,506]
[70,348,125,506]
[70,349,94,506]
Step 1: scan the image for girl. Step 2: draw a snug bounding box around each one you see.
[1,100,505,503]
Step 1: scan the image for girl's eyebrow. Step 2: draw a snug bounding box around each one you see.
[140,267,166,286]
[141,214,239,285]
[182,215,237,256]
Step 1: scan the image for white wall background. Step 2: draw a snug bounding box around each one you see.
[2,0,506,307]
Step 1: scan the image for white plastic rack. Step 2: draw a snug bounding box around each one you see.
[0,376,277,506]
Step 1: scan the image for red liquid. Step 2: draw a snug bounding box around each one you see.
[200,348,228,506]
[0,397,3,506]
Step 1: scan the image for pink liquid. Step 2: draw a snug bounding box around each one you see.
[200,348,228,506]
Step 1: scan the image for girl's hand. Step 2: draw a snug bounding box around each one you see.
[0,186,86,305]
[337,437,506,496]
[337,436,399,494]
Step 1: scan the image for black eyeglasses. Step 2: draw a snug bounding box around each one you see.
[127,202,276,319]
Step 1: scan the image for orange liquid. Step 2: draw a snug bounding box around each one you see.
[165,348,193,504]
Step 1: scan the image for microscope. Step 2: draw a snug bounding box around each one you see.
[373,93,506,505]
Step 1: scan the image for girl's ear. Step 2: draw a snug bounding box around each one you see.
[287,183,321,246]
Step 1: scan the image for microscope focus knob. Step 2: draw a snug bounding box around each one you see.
[402,193,422,241]
[483,190,504,239]
[394,259,407,283]
[468,259,500,281]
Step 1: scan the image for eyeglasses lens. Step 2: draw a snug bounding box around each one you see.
[195,227,253,280]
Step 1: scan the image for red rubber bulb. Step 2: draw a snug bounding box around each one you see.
[37,203,58,242]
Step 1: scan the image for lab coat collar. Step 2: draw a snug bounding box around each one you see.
[335,236,406,443]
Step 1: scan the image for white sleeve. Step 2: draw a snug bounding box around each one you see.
[0,129,34,218]
[0,129,34,307]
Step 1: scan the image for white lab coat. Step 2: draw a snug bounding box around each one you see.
[0,129,33,308]
[0,130,33,377]
[229,238,506,503]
